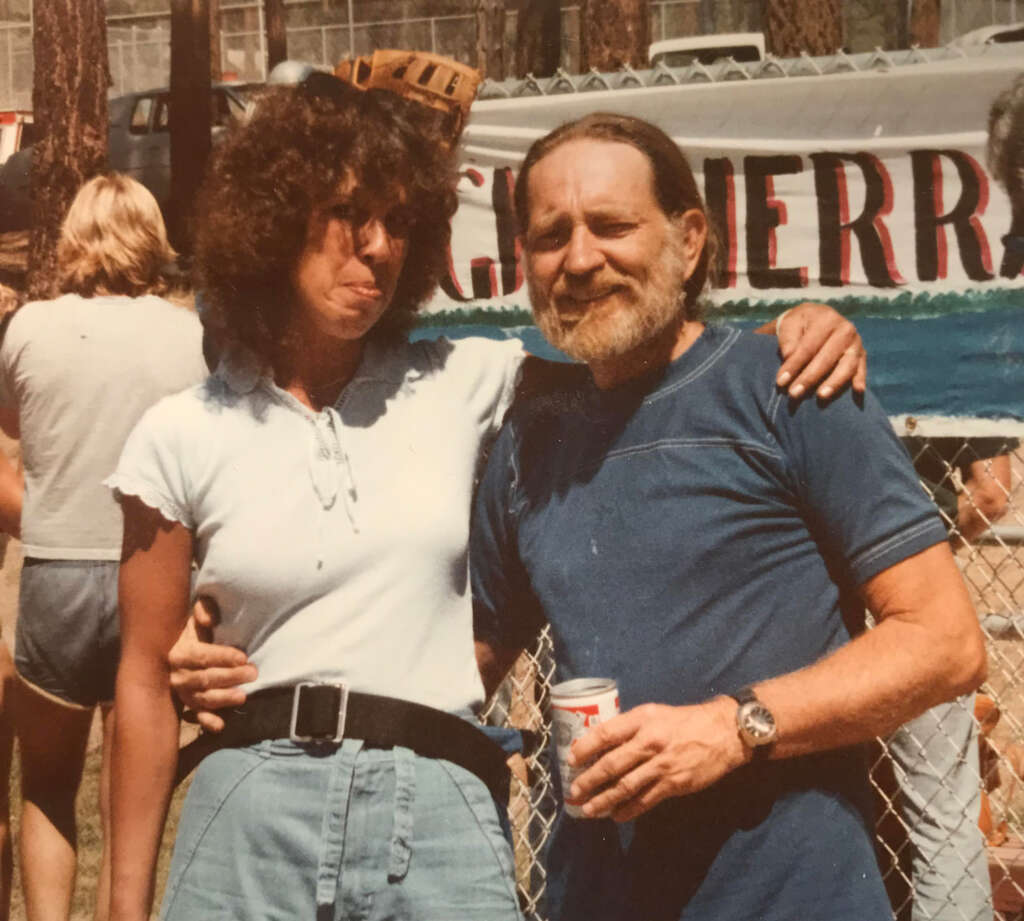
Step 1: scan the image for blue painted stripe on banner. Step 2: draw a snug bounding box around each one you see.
[414,290,1024,420]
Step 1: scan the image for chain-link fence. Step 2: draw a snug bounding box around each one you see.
[483,428,1024,921]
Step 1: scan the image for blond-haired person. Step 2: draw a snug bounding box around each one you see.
[0,173,206,921]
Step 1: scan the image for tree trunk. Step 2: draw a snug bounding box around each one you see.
[169,0,211,255]
[210,0,222,81]
[514,0,561,78]
[580,0,648,72]
[475,0,505,82]
[26,0,109,301]
[717,0,751,33]
[697,0,717,35]
[265,0,287,72]
[763,0,843,57]
[907,0,941,47]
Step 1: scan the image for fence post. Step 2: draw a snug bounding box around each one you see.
[347,0,354,58]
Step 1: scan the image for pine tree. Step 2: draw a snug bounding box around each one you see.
[169,0,211,253]
[763,0,843,57]
[580,0,649,71]
[26,0,109,299]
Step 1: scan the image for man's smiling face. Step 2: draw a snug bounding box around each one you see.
[523,138,696,365]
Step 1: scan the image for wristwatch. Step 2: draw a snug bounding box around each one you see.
[728,687,777,760]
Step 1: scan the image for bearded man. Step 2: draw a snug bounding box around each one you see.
[470,113,987,921]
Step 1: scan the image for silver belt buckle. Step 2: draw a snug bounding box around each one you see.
[289,680,349,744]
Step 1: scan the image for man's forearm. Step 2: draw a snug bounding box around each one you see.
[754,614,983,760]
[568,542,986,822]
[754,542,986,759]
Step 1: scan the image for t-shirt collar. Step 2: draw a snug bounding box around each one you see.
[587,323,723,406]
[215,337,413,398]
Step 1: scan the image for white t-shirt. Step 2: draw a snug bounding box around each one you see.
[0,292,207,559]
[109,335,525,713]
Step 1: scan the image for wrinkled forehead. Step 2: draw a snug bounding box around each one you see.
[525,139,661,222]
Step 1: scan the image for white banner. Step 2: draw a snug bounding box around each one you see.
[434,56,1023,315]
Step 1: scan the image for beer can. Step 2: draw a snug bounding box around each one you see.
[550,677,620,818]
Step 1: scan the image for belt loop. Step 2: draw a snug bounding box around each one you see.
[315,739,363,910]
[388,746,417,883]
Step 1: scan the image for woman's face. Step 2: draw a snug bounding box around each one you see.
[290,182,411,344]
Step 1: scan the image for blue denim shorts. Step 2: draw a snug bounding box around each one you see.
[161,738,523,921]
[14,558,120,708]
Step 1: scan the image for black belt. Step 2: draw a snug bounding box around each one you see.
[175,683,512,804]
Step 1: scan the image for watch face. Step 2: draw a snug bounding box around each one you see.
[738,701,777,746]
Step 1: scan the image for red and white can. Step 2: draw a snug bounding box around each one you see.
[550,677,620,818]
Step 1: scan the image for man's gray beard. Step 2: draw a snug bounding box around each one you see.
[529,230,692,366]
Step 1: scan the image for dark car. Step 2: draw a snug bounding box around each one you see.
[0,85,248,233]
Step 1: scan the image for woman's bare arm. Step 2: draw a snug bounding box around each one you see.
[110,496,194,921]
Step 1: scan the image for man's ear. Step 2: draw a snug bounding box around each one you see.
[674,209,708,278]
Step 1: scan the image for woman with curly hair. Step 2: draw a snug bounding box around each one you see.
[107,74,866,921]
[107,77,529,921]
[0,172,205,921]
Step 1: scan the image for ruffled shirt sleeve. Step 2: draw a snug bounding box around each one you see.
[104,393,196,530]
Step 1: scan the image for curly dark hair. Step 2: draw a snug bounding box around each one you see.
[194,77,459,363]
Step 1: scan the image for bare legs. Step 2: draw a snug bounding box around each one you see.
[94,707,114,921]
[13,679,113,921]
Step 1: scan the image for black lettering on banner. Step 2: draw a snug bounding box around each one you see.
[442,167,524,302]
[911,150,994,283]
[1002,240,1024,279]
[469,258,498,298]
[440,168,486,302]
[744,155,807,289]
[703,158,737,288]
[811,152,903,288]
[493,167,524,296]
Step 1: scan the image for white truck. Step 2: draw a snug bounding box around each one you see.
[648,32,765,68]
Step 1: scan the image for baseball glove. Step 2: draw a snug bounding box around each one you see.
[334,50,482,142]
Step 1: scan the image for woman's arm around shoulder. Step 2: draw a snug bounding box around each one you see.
[757,302,867,399]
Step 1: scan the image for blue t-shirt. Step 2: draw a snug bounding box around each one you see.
[472,324,947,921]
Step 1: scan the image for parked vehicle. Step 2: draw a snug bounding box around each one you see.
[648,32,765,68]
[0,85,247,233]
[0,111,36,166]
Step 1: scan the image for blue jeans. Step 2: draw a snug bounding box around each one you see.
[887,694,993,921]
[162,738,523,921]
